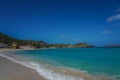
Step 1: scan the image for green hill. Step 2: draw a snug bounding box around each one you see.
[0,32,48,48]
[0,32,94,48]
[0,32,19,44]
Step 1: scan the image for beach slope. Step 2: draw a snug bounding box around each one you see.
[0,56,46,80]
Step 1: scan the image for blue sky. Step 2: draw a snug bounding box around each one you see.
[0,0,120,46]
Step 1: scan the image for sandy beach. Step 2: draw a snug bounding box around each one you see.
[0,48,117,80]
[0,49,46,80]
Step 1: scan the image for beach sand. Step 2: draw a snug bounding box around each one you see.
[0,49,46,80]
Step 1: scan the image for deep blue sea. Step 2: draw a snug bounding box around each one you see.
[1,48,120,80]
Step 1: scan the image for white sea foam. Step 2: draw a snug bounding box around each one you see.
[0,52,83,80]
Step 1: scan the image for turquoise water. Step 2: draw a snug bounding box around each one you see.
[1,48,119,79]
[13,48,120,77]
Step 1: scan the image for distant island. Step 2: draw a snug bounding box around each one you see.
[0,32,94,49]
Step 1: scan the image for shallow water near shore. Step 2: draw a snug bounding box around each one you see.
[0,48,120,80]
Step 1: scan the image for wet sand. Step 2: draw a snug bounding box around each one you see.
[0,56,46,80]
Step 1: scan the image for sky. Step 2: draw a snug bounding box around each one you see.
[0,0,120,46]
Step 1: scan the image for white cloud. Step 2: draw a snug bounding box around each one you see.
[107,14,120,22]
[101,30,110,34]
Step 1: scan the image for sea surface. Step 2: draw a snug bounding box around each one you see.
[0,48,120,80]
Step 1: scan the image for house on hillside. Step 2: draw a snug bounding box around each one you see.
[12,42,19,49]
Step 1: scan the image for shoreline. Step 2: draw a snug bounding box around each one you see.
[0,48,117,80]
[0,48,36,52]
[0,49,93,80]
[0,48,46,80]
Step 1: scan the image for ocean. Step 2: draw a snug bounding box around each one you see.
[0,48,120,80]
